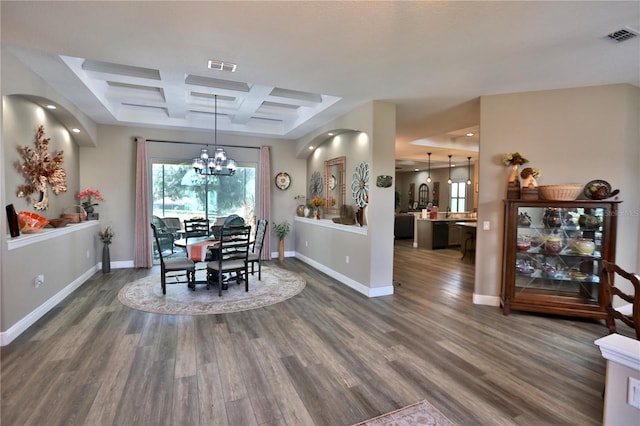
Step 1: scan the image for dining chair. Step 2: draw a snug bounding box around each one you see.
[601,260,640,339]
[183,218,210,245]
[151,223,196,294]
[248,219,268,280]
[151,216,175,257]
[206,225,251,296]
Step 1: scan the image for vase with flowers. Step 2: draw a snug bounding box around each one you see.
[98,225,114,273]
[77,188,104,214]
[309,195,325,219]
[502,152,529,199]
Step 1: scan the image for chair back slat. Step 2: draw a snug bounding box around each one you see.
[150,223,166,263]
[252,219,268,255]
[184,218,210,244]
[219,225,252,262]
[601,260,640,340]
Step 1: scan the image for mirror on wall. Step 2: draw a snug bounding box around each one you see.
[418,183,429,208]
[324,156,346,215]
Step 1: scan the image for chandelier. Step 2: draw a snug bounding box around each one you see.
[192,95,237,176]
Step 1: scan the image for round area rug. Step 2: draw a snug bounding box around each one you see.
[118,266,305,315]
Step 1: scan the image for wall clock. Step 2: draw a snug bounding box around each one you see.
[275,172,291,190]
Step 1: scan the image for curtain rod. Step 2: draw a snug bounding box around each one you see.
[145,138,261,150]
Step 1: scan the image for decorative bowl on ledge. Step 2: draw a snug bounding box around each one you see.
[18,211,49,233]
[48,217,71,228]
[538,184,583,201]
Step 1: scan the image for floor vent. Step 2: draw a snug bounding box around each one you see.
[606,27,639,42]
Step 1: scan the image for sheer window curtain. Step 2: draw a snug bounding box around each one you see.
[259,146,272,260]
[133,137,153,268]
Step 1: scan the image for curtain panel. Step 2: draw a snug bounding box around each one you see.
[133,137,153,268]
[259,146,272,260]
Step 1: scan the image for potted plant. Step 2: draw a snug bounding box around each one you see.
[77,187,104,215]
[272,221,290,261]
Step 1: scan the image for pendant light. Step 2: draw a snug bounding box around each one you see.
[192,95,237,176]
[447,155,452,184]
[426,152,432,183]
[466,156,472,185]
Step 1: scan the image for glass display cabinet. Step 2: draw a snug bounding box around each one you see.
[501,199,620,318]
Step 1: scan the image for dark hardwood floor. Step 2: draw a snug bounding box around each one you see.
[1,239,618,425]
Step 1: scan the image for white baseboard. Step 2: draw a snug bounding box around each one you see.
[270,250,294,259]
[102,260,134,269]
[294,252,393,297]
[0,265,98,346]
[473,293,501,306]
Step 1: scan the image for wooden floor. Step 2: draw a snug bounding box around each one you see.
[1,239,618,425]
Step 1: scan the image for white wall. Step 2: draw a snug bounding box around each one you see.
[2,87,90,336]
[294,101,396,295]
[475,84,640,304]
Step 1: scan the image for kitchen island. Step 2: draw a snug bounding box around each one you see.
[415,214,477,250]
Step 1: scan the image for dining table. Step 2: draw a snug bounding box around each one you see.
[173,237,220,262]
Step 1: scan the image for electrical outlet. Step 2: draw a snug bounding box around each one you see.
[305,241,308,247]
[483,221,490,231]
[628,377,640,409]
[34,274,44,288]
[345,255,349,264]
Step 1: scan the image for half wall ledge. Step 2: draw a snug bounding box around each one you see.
[6,221,100,251]
[294,216,367,235]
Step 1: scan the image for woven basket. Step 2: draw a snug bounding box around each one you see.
[62,205,87,223]
[538,184,583,201]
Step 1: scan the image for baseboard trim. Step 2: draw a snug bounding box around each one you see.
[473,293,501,306]
[0,265,98,346]
[295,252,393,297]
[270,250,295,260]
[103,260,134,269]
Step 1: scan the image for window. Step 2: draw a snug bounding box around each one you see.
[152,161,256,225]
[418,183,429,208]
[450,181,466,213]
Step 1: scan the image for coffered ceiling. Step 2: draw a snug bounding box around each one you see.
[2,1,638,170]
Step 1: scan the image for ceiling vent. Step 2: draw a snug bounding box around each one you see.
[207,60,237,72]
[606,27,639,42]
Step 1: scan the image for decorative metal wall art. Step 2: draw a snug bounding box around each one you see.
[351,161,369,207]
[309,171,323,198]
[16,125,67,210]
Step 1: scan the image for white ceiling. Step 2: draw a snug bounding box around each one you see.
[2,1,638,170]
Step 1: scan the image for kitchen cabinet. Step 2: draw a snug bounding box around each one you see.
[417,220,449,249]
[417,217,476,249]
[501,199,620,318]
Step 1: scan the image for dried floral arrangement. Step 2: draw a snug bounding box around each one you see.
[16,125,67,210]
[309,195,325,208]
[99,225,115,245]
[502,152,529,166]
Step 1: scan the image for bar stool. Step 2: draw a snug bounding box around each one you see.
[461,230,476,261]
